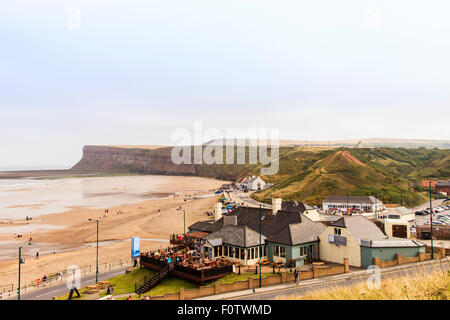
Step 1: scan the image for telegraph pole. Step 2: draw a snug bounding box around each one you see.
[429,182,434,259]
[96,219,99,283]
[18,246,22,300]
[259,204,262,288]
[346,191,349,215]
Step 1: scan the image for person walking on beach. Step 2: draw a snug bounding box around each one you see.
[35,251,39,260]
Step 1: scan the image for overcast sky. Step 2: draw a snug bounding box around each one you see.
[1,1,450,169]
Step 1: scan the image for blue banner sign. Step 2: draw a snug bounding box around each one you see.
[131,237,141,258]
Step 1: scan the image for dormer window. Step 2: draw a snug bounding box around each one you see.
[334,227,342,235]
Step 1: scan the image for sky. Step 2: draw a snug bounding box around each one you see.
[1,0,450,169]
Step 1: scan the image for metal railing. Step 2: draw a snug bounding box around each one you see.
[2,257,133,299]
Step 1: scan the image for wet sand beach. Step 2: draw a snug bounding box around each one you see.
[0,175,226,287]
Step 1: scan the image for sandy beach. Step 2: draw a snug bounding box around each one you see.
[0,175,226,288]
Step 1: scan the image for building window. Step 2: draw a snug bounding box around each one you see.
[334,228,342,235]
[274,245,286,258]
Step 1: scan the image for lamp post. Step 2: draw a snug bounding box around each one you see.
[346,191,349,215]
[18,246,22,300]
[177,206,186,234]
[400,191,403,206]
[18,241,33,300]
[259,204,265,288]
[88,218,99,283]
[429,182,434,259]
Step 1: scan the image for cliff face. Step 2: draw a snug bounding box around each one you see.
[71,146,198,175]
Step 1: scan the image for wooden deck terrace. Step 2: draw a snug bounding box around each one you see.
[140,254,233,285]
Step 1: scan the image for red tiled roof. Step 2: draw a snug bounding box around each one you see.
[421,180,439,187]
[185,232,209,239]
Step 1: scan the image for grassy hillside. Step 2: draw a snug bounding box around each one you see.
[243,147,450,207]
[73,145,450,207]
[279,271,449,300]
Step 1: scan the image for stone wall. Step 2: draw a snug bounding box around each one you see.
[144,259,349,300]
[373,248,446,268]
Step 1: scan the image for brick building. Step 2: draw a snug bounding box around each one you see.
[416,224,450,240]
[435,181,450,195]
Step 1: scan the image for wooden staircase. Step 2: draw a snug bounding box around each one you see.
[135,264,171,295]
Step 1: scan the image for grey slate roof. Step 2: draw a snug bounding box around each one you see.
[323,196,378,204]
[386,206,413,216]
[329,216,385,240]
[361,239,425,248]
[205,225,265,248]
[267,216,326,245]
[436,180,450,187]
[281,201,307,213]
[188,220,222,233]
[188,205,306,238]
[330,216,426,248]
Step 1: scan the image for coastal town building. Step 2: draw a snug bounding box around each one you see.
[416,224,450,240]
[435,181,450,196]
[322,195,383,216]
[189,198,326,266]
[378,206,415,238]
[238,176,267,191]
[318,216,425,268]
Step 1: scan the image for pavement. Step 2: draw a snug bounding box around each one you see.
[4,267,130,300]
[235,191,271,208]
[194,257,450,300]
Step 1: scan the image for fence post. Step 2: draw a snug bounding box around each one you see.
[343,258,349,273]
[179,287,185,300]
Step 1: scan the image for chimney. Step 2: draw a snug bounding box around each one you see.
[214,202,223,222]
[272,197,282,215]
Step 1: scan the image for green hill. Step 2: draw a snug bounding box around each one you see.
[247,147,450,207]
[72,145,450,207]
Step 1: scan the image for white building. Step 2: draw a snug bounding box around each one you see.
[239,176,266,191]
[322,195,383,217]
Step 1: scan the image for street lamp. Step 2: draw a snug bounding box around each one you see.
[429,182,434,259]
[400,191,403,206]
[259,204,265,289]
[18,242,33,300]
[88,218,99,283]
[177,206,186,235]
[346,191,349,215]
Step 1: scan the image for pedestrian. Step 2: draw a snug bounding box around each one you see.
[127,295,132,300]
[36,251,39,260]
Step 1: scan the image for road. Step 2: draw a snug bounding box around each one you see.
[225,258,449,300]
[234,190,271,208]
[6,267,129,300]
